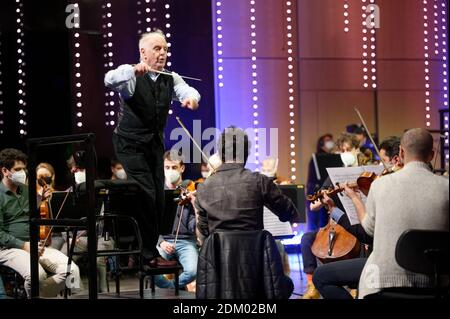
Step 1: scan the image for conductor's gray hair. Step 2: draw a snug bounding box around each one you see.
[139,29,166,50]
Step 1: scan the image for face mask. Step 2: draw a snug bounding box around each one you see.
[74,171,86,184]
[10,169,27,185]
[324,141,335,151]
[165,169,181,185]
[340,152,356,167]
[115,169,127,180]
[201,171,209,179]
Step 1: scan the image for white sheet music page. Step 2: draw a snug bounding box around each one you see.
[326,165,384,225]
[263,206,293,237]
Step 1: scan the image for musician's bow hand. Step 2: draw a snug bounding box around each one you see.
[42,185,53,201]
[181,98,199,110]
[160,241,176,256]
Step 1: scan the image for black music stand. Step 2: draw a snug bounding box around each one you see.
[28,134,98,299]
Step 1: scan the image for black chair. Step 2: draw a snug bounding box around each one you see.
[368,229,449,299]
[196,230,294,299]
[139,264,183,297]
[0,265,27,299]
[71,180,145,295]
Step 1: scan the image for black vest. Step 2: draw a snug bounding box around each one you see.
[115,73,174,143]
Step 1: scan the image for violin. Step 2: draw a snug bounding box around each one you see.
[175,180,201,206]
[307,182,359,202]
[311,219,361,263]
[37,177,53,246]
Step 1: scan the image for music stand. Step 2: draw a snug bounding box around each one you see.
[159,189,181,235]
[312,153,344,187]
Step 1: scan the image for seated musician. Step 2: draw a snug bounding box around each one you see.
[300,133,393,299]
[0,148,81,298]
[110,159,127,180]
[347,124,379,162]
[194,126,299,244]
[153,150,198,290]
[57,160,115,293]
[354,128,448,298]
[305,133,335,232]
[311,136,402,299]
[193,127,298,298]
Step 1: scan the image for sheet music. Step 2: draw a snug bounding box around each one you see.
[263,206,293,237]
[326,165,384,225]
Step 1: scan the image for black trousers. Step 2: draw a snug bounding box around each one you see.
[313,258,367,299]
[113,133,165,260]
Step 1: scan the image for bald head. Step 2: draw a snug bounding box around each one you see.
[400,128,434,163]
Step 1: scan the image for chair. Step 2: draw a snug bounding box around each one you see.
[196,230,294,299]
[139,263,183,297]
[368,229,449,299]
[0,265,27,299]
[71,180,145,295]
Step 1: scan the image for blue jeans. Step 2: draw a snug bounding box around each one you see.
[0,276,6,299]
[155,239,198,289]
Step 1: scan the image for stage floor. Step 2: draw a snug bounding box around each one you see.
[67,253,307,299]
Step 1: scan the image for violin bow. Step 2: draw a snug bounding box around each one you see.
[39,188,71,253]
[173,205,185,248]
[175,116,219,173]
[354,108,390,171]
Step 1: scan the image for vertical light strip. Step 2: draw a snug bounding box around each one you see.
[344,0,350,33]
[438,0,448,166]
[438,0,448,110]
[16,0,27,136]
[249,0,259,169]
[423,0,432,127]
[286,0,297,181]
[0,31,4,135]
[216,1,224,89]
[71,2,83,130]
[361,0,377,89]
[102,1,116,128]
[164,0,172,68]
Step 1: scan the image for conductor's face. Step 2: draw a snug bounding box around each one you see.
[140,34,168,71]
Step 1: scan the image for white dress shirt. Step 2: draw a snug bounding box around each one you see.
[104,64,201,102]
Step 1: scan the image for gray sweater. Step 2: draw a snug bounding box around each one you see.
[359,161,449,298]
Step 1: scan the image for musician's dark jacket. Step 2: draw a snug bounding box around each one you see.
[194,163,299,244]
[196,230,293,299]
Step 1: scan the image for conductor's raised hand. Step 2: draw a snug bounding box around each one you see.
[181,98,199,110]
[134,62,151,76]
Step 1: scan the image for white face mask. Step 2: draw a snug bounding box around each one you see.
[165,169,181,185]
[340,152,357,167]
[201,171,209,179]
[9,169,27,185]
[324,141,335,151]
[115,169,127,180]
[74,171,86,184]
